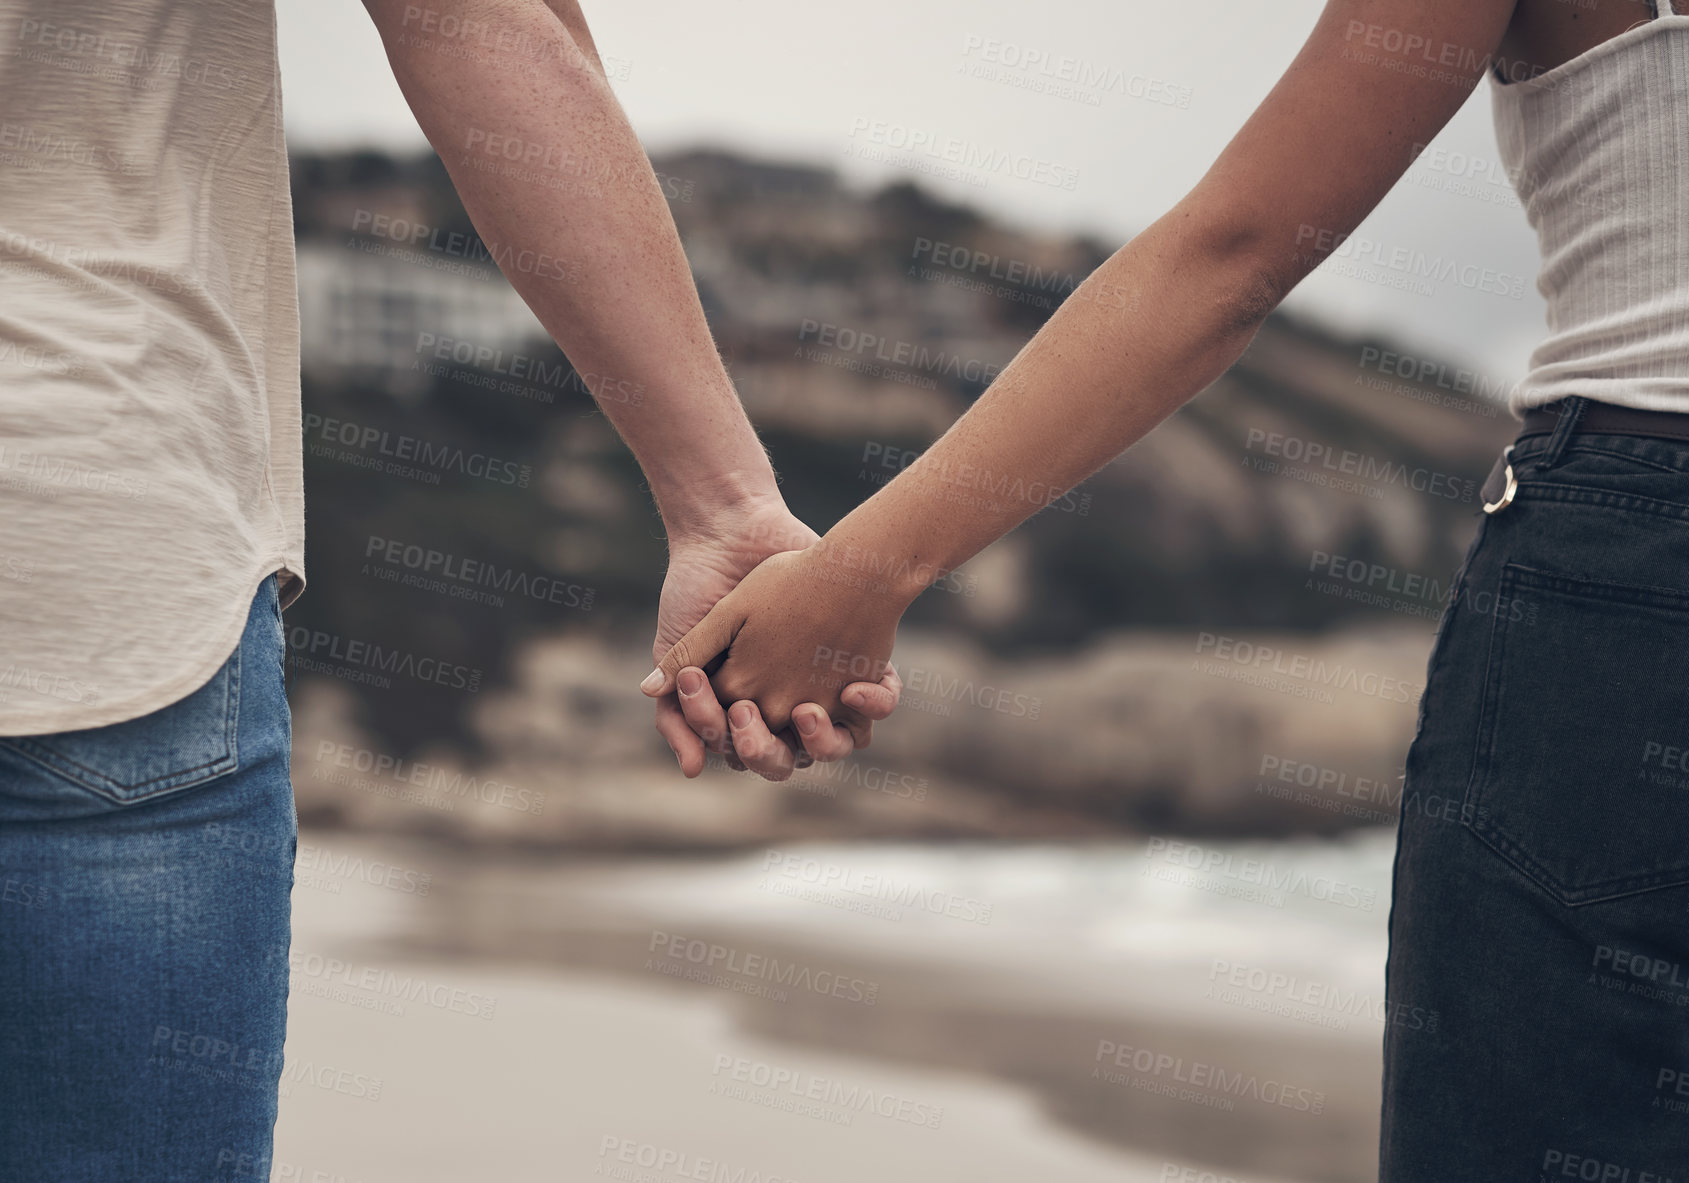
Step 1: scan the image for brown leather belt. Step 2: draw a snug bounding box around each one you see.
[1521,399,1689,444]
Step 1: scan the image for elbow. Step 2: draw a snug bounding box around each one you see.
[1190,219,1296,340]
[1221,262,1288,338]
[1158,197,1295,340]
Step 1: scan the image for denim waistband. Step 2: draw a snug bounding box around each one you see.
[1510,421,1689,474]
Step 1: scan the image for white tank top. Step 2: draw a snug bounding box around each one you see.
[1492,2,1689,413]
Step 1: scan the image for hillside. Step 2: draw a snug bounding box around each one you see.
[284,147,1518,843]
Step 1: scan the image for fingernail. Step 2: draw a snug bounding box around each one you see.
[729,702,753,729]
[795,711,818,737]
[678,669,704,696]
[639,669,664,694]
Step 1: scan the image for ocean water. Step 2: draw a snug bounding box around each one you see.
[552,828,1402,1034]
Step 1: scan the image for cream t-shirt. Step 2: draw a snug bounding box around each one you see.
[0,1,304,734]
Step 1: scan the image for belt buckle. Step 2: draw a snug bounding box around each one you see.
[1482,445,1517,515]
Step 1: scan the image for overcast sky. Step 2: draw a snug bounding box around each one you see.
[277,0,1549,387]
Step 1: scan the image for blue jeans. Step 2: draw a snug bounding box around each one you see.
[1381,404,1689,1178]
[0,575,294,1182]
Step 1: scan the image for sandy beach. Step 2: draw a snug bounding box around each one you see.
[271,832,1393,1182]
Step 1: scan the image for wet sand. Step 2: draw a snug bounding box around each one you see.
[274,833,1387,1183]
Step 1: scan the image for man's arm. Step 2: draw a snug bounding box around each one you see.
[644,0,1520,733]
[361,0,763,534]
[358,0,896,777]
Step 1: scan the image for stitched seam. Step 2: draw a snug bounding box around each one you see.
[0,644,243,799]
[1513,483,1689,518]
[1545,444,1686,474]
[1464,563,1689,905]
[1505,562,1689,607]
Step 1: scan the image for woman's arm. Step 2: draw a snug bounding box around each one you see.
[643,0,1520,739]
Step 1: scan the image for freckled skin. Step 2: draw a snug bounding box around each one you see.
[369,0,1667,759]
[359,0,896,779]
[652,0,1657,730]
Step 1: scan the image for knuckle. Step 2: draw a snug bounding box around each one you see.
[842,712,872,749]
[733,729,770,761]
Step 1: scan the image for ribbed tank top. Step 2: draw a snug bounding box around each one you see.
[1491,2,1689,413]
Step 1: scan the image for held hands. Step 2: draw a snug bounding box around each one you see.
[643,545,910,761]
[650,507,900,780]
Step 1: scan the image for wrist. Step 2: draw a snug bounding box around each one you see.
[807,534,931,612]
[654,464,785,546]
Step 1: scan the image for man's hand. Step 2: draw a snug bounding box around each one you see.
[653,502,900,781]
[358,1,902,778]
[644,543,911,756]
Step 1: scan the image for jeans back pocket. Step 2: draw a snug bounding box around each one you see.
[1464,562,1689,905]
[0,644,241,805]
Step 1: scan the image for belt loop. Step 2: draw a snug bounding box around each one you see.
[1540,396,1588,469]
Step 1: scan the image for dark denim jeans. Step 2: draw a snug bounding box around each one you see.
[0,575,294,1182]
[1381,405,1689,1180]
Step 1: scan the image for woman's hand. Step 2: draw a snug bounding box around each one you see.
[642,546,912,749]
[652,504,900,779]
